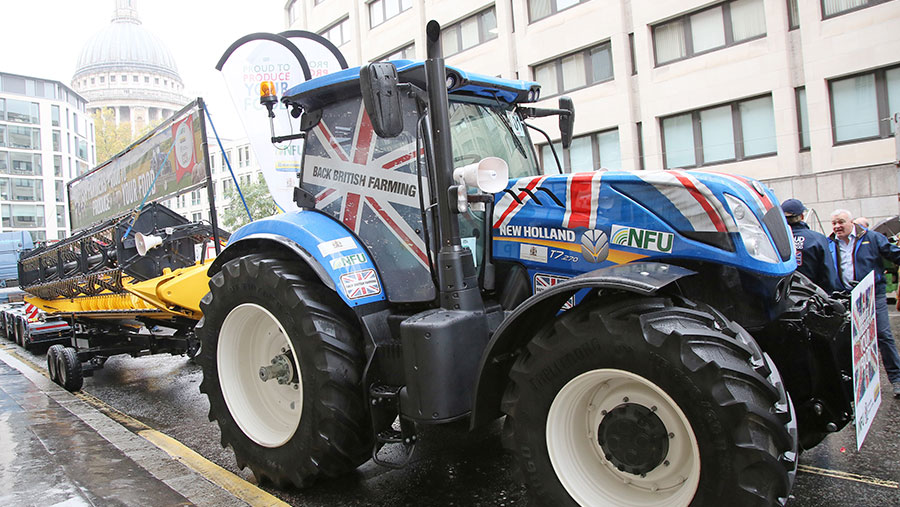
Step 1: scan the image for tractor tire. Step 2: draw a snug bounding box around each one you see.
[57,346,83,392]
[197,254,371,488]
[502,295,797,507]
[47,344,64,384]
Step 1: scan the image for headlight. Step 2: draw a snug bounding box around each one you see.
[724,194,779,263]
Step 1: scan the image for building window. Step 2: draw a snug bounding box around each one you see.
[628,33,637,75]
[56,180,65,202]
[110,75,115,82]
[155,78,160,85]
[829,64,900,143]
[539,129,622,173]
[369,0,412,28]
[51,105,60,127]
[54,155,62,177]
[377,43,415,62]
[77,139,88,161]
[532,42,613,97]
[121,75,127,82]
[237,147,244,167]
[653,0,766,66]
[5,152,42,176]
[7,126,41,150]
[2,99,40,124]
[320,17,350,46]
[822,0,895,18]
[52,130,61,152]
[57,205,66,228]
[192,212,202,222]
[661,94,777,169]
[243,147,250,166]
[223,179,234,195]
[528,0,590,23]
[191,189,201,206]
[0,178,43,202]
[788,0,800,29]
[2,204,45,228]
[441,7,498,57]
[288,0,303,24]
[133,75,139,82]
[795,87,810,150]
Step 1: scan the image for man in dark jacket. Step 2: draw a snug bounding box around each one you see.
[829,209,900,397]
[782,199,840,293]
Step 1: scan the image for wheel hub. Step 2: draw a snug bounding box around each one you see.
[258,353,295,385]
[597,403,669,475]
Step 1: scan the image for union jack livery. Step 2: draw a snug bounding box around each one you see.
[340,268,382,300]
[302,96,433,302]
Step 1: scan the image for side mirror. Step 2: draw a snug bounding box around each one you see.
[360,62,403,138]
[558,96,575,149]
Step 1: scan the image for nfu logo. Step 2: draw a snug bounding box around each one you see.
[580,229,609,263]
[610,225,675,253]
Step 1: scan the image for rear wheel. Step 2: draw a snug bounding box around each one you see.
[197,254,371,488]
[47,344,64,383]
[502,295,797,506]
[57,346,83,392]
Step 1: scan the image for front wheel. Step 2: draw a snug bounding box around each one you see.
[502,296,797,506]
[197,254,371,488]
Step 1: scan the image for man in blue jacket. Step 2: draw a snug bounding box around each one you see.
[782,199,840,293]
[829,209,900,397]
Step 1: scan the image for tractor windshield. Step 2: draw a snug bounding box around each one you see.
[448,102,540,179]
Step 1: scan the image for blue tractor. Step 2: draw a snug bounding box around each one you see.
[198,21,851,506]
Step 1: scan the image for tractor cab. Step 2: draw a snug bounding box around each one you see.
[275,61,565,304]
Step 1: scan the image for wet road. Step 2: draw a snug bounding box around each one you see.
[8,320,900,506]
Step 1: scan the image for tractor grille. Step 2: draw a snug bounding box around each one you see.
[764,206,793,262]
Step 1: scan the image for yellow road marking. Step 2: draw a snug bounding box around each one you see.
[140,429,289,507]
[3,345,288,506]
[798,464,899,489]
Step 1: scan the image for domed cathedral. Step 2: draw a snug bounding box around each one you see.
[71,0,188,138]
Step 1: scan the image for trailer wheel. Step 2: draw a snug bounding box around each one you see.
[15,318,25,348]
[502,296,797,506]
[47,344,64,383]
[197,254,370,488]
[57,346,83,392]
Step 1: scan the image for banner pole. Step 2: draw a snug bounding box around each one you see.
[198,98,223,254]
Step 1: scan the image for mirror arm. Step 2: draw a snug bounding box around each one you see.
[518,107,571,119]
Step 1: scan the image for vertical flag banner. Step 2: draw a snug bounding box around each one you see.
[851,271,880,450]
[279,30,348,78]
[216,34,312,213]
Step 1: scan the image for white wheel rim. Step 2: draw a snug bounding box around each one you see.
[546,368,700,507]
[217,303,303,448]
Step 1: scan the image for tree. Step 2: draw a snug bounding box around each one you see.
[92,108,133,164]
[220,173,280,230]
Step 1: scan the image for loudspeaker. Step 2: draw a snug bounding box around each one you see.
[135,232,163,257]
[452,157,509,193]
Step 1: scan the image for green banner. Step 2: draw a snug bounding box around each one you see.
[68,101,208,231]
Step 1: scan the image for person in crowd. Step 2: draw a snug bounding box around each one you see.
[829,209,900,397]
[854,216,870,228]
[782,199,840,293]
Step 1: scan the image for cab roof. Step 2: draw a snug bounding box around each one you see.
[282,60,541,112]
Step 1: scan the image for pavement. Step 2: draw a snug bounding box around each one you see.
[0,345,280,507]
[1,312,899,506]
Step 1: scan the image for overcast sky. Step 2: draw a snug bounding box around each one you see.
[2,0,285,138]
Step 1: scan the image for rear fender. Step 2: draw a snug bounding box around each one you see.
[470,262,695,428]
[208,211,386,307]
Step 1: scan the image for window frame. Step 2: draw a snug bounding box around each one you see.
[828,64,900,145]
[531,41,615,98]
[441,7,498,58]
[795,86,810,151]
[659,93,778,169]
[319,16,350,46]
[652,0,767,67]
[820,0,895,19]
[538,127,622,173]
[528,0,591,23]
[375,42,415,62]
[368,0,412,29]
[787,0,800,29]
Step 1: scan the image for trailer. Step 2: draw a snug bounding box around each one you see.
[19,100,226,391]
